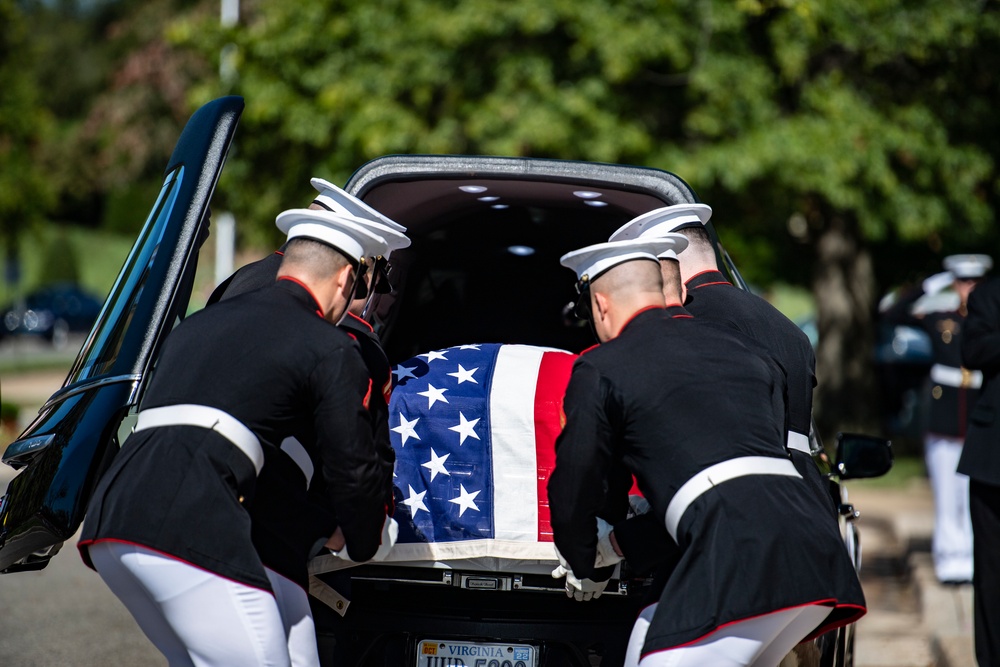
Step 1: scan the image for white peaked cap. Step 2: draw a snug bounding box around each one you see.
[560,236,688,282]
[944,254,993,279]
[609,204,713,244]
[310,177,407,233]
[276,209,390,265]
[352,218,411,256]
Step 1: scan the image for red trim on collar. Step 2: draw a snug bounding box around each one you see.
[579,343,601,355]
[685,269,720,283]
[664,302,684,309]
[685,269,733,288]
[274,250,284,256]
[346,311,374,332]
[277,276,324,317]
[672,314,694,319]
[621,305,665,330]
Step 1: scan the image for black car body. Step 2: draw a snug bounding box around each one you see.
[1,283,103,347]
[0,97,891,667]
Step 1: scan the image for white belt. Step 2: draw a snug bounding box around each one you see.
[930,364,982,389]
[280,436,314,485]
[664,456,801,541]
[786,431,811,454]
[135,404,264,475]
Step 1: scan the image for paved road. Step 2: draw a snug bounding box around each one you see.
[1,361,163,666]
[0,365,975,667]
[850,482,975,667]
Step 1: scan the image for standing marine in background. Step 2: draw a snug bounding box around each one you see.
[880,253,992,584]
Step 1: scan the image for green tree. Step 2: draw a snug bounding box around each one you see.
[0,0,57,283]
[171,0,1000,437]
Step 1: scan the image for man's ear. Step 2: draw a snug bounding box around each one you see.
[594,291,611,322]
[336,262,355,298]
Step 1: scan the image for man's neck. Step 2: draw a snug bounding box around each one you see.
[679,256,719,284]
[605,296,664,340]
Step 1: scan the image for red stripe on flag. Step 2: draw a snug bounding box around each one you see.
[534,351,577,542]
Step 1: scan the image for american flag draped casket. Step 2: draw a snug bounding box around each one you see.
[314,343,578,572]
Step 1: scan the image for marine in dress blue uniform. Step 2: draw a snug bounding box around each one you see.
[548,239,865,667]
[206,180,410,665]
[79,210,392,667]
[881,254,992,584]
[610,205,823,496]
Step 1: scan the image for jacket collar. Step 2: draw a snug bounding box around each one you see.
[685,269,732,289]
[276,276,325,318]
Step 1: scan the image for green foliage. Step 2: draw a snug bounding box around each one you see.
[0,0,57,248]
[164,0,998,289]
[37,232,82,286]
[1,400,19,423]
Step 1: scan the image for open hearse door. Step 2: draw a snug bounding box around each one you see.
[0,96,243,573]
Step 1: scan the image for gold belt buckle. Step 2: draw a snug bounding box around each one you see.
[961,367,973,388]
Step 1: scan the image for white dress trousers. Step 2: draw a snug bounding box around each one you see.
[89,541,291,667]
[625,602,832,667]
[265,568,321,667]
[925,433,974,583]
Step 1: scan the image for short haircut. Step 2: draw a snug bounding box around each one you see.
[279,238,352,281]
[659,257,683,302]
[592,259,663,299]
[678,226,714,253]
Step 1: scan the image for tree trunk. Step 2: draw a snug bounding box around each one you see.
[811,212,880,443]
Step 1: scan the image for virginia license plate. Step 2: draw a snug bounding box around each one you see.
[415,639,538,667]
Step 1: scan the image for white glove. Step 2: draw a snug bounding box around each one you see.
[551,549,610,601]
[627,494,651,517]
[371,516,398,561]
[594,518,623,568]
[923,271,954,295]
[331,516,398,562]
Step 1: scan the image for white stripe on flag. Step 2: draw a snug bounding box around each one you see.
[489,345,544,542]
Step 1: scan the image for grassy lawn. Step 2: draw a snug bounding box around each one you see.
[1,225,135,306]
[0,223,265,311]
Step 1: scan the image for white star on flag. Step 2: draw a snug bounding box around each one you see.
[417,383,449,409]
[421,448,451,481]
[458,344,481,350]
[392,364,418,381]
[448,411,481,445]
[419,350,449,362]
[391,413,421,446]
[403,485,429,515]
[449,484,481,517]
[448,364,479,384]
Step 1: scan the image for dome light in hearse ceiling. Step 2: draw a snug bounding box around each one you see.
[573,190,603,199]
[507,245,536,257]
[584,200,608,207]
[478,196,499,202]
[459,185,488,193]
[491,204,509,210]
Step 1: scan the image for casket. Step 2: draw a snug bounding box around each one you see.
[310,343,577,576]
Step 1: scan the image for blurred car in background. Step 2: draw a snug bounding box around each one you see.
[0,283,103,349]
[794,304,934,449]
[874,291,940,446]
